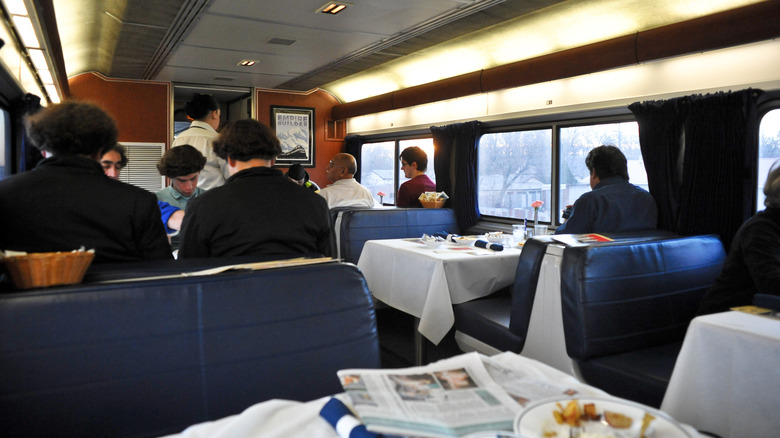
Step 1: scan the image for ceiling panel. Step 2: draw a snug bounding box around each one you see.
[50,0,764,104]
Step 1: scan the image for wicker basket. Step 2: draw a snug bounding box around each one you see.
[420,199,446,209]
[2,251,95,289]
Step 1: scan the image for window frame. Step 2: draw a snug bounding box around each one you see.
[356,92,780,227]
[478,112,639,228]
[755,94,780,211]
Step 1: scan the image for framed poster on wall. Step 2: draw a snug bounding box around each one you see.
[270,105,315,167]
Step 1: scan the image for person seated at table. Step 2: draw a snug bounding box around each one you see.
[99,143,128,179]
[697,161,780,315]
[397,146,435,207]
[156,144,207,211]
[286,163,320,191]
[0,101,172,263]
[555,145,657,234]
[318,153,377,208]
[178,119,332,258]
[99,144,185,236]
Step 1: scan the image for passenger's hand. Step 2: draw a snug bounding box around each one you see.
[168,210,185,231]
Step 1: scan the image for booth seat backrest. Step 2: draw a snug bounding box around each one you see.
[509,230,679,338]
[0,261,380,438]
[333,207,459,263]
[508,236,558,336]
[560,235,726,360]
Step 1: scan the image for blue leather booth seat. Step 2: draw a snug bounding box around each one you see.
[559,235,726,407]
[452,231,679,356]
[0,261,380,438]
[453,236,558,353]
[332,207,459,263]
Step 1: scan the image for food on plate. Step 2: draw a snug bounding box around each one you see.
[640,413,655,438]
[603,411,632,429]
[546,399,652,437]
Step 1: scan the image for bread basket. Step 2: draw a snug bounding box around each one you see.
[420,199,446,209]
[2,251,95,289]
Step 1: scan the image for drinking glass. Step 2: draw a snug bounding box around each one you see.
[512,224,526,242]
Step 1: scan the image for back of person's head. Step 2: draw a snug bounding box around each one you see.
[764,160,780,208]
[400,146,428,172]
[585,145,629,180]
[24,101,118,157]
[213,119,281,161]
[185,93,220,120]
[286,163,308,182]
[157,145,207,178]
[334,153,357,175]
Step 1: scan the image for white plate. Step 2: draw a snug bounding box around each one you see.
[514,396,692,438]
[454,236,478,246]
[485,233,506,243]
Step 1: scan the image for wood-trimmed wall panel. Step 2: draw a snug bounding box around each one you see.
[332,1,780,120]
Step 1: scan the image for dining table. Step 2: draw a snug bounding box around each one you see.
[660,310,780,438]
[162,351,704,438]
[356,237,523,357]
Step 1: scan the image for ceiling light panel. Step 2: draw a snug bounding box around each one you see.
[11,15,39,48]
[317,2,352,15]
[4,0,28,15]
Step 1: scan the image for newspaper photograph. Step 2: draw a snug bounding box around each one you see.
[337,352,578,437]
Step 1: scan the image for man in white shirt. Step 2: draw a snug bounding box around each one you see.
[172,93,229,190]
[318,153,377,209]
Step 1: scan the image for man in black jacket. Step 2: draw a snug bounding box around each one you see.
[178,119,332,258]
[0,101,172,263]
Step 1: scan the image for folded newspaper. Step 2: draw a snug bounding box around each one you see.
[337,352,579,437]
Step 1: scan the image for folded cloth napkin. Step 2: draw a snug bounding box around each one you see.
[319,397,381,438]
[475,239,503,251]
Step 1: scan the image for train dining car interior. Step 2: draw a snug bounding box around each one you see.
[1,0,779,437]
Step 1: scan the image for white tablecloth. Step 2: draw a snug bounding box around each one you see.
[661,311,780,438]
[356,239,522,345]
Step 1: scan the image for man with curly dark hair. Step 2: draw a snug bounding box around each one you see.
[0,101,172,263]
[156,144,207,211]
[99,143,128,179]
[178,119,332,258]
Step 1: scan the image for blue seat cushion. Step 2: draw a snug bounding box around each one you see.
[575,341,683,408]
[454,293,523,352]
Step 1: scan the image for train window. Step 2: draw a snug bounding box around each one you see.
[477,129,553,222]
[758,108,780,209]
[559,121,646,222]
[361,138,435,205]
[361,141,395,204]
[0,107,10,180]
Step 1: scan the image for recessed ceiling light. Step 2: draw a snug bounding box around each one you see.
[238,60,256,66]
[317,2,351,15]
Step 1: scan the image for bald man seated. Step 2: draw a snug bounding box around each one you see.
[317,153,377,209]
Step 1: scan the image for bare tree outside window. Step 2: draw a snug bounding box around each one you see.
[478,129,552,221]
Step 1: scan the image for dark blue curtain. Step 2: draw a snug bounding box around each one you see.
[629,89,761,251]
[629,98,688,232]
[344,134,364,182]
[430,121,482,230]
